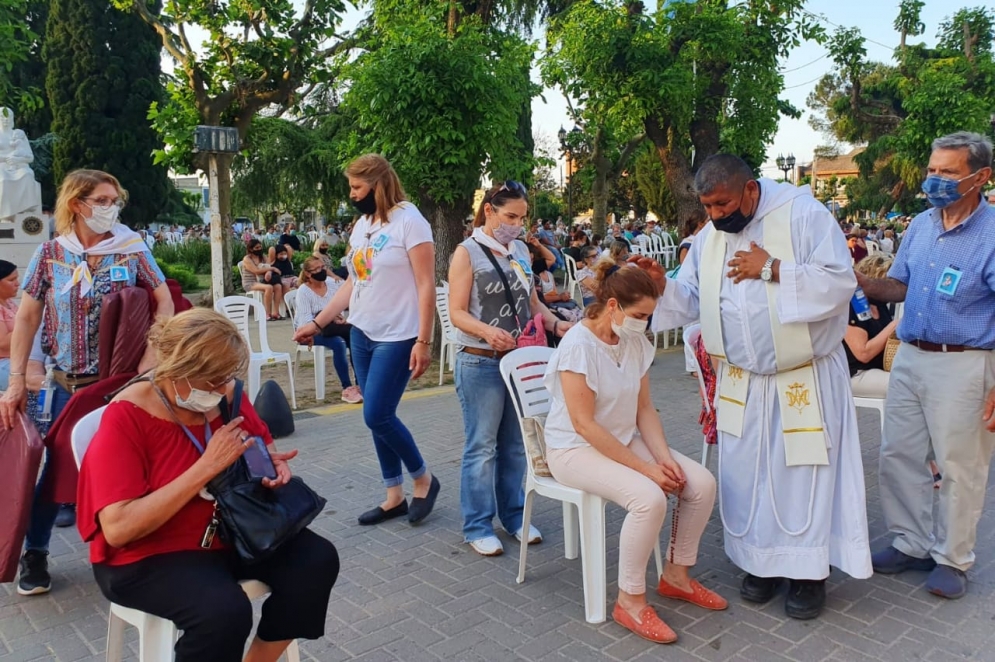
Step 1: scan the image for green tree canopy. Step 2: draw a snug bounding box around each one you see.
[341,11,537,275]
[46,0,169,226]
[543,0,821,225]
[809,5,995,216]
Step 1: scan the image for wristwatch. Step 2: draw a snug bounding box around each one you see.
[760,257,776,283]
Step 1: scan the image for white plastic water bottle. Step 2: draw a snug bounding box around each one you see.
[851,287,872,322]
[37,366,55,422]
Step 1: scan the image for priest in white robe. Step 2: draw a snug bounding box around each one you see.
[638,154,871,620]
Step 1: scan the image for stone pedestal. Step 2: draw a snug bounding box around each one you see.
[0,204,48,271]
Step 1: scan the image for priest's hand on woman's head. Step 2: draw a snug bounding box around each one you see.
[628,256,665,296]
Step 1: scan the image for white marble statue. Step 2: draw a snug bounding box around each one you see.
[0,107,40,220]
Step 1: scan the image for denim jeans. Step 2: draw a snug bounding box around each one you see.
[454,351,526,541]
[312,335,353,388]
[25,383,73,552]
[350,327,426,487]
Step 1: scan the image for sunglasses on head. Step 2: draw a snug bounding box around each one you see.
[488,180,528,204]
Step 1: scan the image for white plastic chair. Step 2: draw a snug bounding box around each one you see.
[284,290,328,401]
[435,286,459,385]
[71,408,301,662]
[866,240,880,255]
[499,347,663,624]
[214,296,297,409]
[235,262,264,320]
[853,396,885,435]
[660,233,677,267]
[562,254,580,300]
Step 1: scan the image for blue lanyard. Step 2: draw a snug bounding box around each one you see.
[153,383,211,455]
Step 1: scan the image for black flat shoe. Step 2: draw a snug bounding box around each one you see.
[785,579,826,620]
[740,573,780,604]
[357,500,408,526]
[408,475,441,525]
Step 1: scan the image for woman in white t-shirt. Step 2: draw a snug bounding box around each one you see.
[543,261,725,644]
[293,154,440,527]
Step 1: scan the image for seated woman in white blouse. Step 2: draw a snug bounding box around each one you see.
[542,260,725,644]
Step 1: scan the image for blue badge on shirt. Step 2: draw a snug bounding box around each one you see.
[372,234,388,251]
[936,267,961,296]
[109,265,129,282]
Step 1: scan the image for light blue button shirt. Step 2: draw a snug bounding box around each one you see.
[888,197,995,349]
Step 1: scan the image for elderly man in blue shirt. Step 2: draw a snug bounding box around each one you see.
[858,131,995,600]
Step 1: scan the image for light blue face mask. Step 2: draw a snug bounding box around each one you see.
[921,171,979,208]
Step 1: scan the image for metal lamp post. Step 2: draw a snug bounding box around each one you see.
[776,153,796,184]
[558,126,573,225]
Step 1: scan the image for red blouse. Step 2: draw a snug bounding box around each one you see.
[77,396,273,566]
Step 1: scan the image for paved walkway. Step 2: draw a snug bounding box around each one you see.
[2,347,995,661]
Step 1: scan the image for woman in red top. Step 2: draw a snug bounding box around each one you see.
[77,309,338,662]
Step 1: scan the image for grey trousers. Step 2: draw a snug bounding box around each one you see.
[880,344,995,570]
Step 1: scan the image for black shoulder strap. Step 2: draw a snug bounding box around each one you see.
[473,240,522,330]
[218,379,244,423]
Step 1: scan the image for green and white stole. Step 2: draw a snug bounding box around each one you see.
[698,201,829,467]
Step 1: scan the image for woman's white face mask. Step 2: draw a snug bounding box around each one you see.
[174,380,224,413]
[610,304,648,337]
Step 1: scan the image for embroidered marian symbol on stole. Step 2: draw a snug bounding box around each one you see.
[785,382,811,413]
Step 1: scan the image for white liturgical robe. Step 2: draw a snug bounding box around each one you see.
[654,179,872,580]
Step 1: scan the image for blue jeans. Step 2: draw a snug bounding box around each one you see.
[312,335,353,388]
[350,328,426,487]
[454,351,526,541]
[25,383,73,552]
[0,357,9,391]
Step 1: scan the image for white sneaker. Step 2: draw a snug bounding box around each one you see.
[468,536,504,556]
[513,524,543,545]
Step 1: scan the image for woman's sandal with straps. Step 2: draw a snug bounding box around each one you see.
[657,577,729,611]
[612,603,677,644]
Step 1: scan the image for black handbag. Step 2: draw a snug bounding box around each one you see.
[156,379,327,564]
[210,381,326,563]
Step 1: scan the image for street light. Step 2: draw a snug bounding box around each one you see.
[558,126,573,225]
[776,153,796,184]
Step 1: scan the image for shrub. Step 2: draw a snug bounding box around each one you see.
[152,241,213,274]
[158,263,200,292]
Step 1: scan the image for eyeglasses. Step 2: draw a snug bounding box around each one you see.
[204,375,236,390]
[82,197,126,212]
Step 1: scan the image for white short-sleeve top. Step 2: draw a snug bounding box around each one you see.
[542,323,655,450]
[345,202,434,342]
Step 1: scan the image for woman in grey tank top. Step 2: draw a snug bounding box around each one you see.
[447,181,572,557]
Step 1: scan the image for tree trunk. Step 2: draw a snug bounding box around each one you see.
[644,117,702,231]
[877,180,905,219]
[592,159,610,237]
[419,195,470,283]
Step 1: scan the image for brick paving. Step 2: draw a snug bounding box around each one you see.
[2,346,995,661]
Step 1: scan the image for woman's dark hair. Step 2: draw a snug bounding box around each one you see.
[472,181,528,227]
[275,244,289,256]
[572,230,589,245]
[580,246,599,261]
[585,261,659,320]
[246,238,262,251]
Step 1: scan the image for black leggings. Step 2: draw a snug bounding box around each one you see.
[93,529,338,662]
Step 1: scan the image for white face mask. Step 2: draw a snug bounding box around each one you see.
[610,305,648,337]
[83,203,120,234]
[174,380,224,413]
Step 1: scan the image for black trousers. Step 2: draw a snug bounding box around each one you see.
[93,529,339,662]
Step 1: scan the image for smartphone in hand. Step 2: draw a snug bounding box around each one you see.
[242,436,278,480]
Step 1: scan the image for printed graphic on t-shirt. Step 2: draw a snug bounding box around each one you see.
[352,247,374,282]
